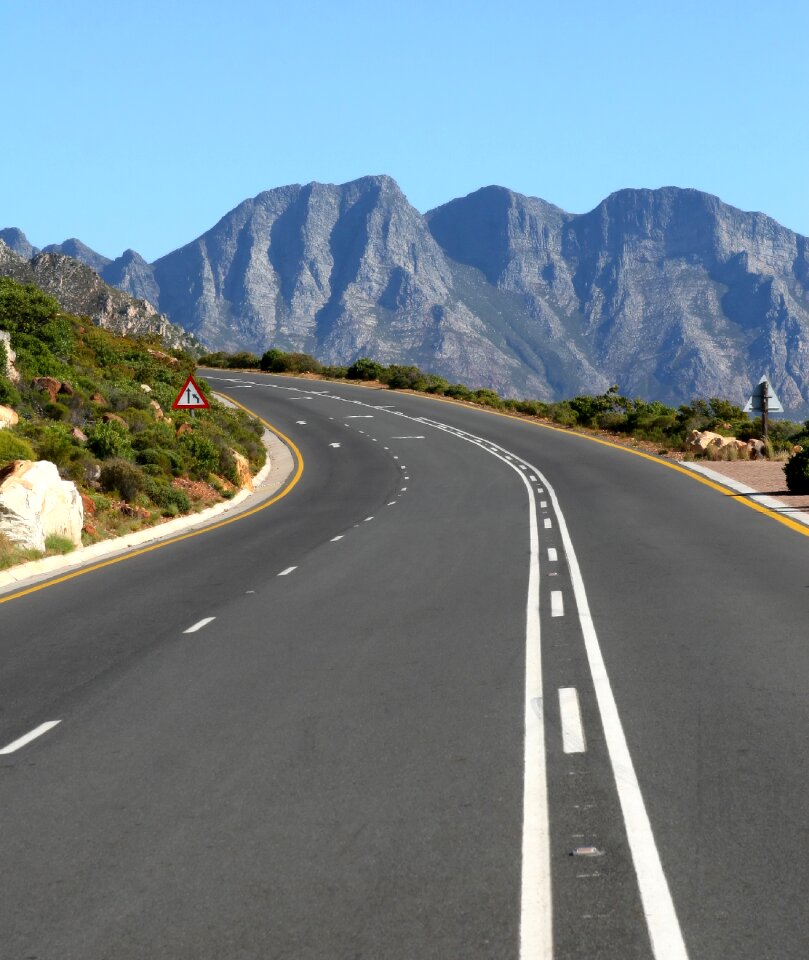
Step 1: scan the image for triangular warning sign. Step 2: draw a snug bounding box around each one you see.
[172,374,209,410]
[743,375,784,414]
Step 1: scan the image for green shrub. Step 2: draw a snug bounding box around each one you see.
[226,352,261,369]
[27,422,76,468]
[445,383,475,401]
[88,420,130,459]
[0,431,36,466]
[144,477,190,515]
[179,431,219,478]
[43,401,70,421]
[346,357,384,381]
[474,388,503,408]
[383,365,426,390]
[550,402,578,427]
[784,448,809,493]
[100,458,145,502]
[136,447,172,472]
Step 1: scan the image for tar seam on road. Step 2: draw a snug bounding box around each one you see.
[0,399,305,607]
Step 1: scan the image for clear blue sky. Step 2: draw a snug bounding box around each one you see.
[2,0,806,262]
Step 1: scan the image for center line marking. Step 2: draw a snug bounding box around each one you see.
[0,720,62,755]
[278,566,297,576]
[364,516,374,522]
[551,591,564,617]
[330,535,344,541]
[559,688,586,753]
[540,501,548,509]
[547,548,558,562]
[184,616,216,633]
[544,518,552,529]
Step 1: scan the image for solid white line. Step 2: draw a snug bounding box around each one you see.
[0,720,62,755]
[547,548,558,562]
[544,518,552,529]
[559,688,586,753]
[551,591,564,617]
[184,616,216,634]
[520,488,553,958]
[330,535,344,541]
[278,566,297,576]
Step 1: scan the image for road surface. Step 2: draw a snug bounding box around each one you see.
[2,371,808,959]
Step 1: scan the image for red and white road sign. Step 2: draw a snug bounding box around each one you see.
[172,375,209,410]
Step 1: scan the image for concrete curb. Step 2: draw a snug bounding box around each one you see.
[0,419,296,594]
[683,462,809,529]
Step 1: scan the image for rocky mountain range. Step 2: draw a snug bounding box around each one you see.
[5,177,809,412]
[0,237,199,353]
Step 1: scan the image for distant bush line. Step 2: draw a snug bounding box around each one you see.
[199,348,809,458]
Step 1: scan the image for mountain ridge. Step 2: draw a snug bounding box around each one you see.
[5,176,809,411]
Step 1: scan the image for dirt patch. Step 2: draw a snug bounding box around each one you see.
[696,460,809,515]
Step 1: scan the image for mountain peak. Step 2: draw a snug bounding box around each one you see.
[0,227,39,259]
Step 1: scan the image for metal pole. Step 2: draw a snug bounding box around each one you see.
[762,380,769,449]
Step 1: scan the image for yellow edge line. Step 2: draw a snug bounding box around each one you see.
[402,388,809,539]
[0,397,305,605]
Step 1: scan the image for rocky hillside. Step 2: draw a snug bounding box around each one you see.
[0,241,200,353]
[8,177,809,412]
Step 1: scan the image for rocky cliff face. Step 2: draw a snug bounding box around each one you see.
[8,177,809,412]
[0,241,199,353]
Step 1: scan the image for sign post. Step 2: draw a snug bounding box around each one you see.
[172,375,210,415]
[743,375,784,445]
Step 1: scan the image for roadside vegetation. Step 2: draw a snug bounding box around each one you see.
[0,277,266,563]
[199,348,809,493]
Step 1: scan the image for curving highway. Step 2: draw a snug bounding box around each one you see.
[2,371,808,959]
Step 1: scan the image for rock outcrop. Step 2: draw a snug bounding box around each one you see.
[230,449,253,491]
[0,460,83,551]
[0,240,201,354]
[1,330,20,383]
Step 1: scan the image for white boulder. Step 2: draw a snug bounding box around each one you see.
[0,460,84,551]
[0,404,18,430]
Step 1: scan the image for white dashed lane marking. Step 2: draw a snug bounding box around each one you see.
[278,566,297,576]
[184,617,216,634]
[547,548,558,562]
[551,591,564,617]
[559,688,586,753]
[544,518,552,529]
[0,720,62,755]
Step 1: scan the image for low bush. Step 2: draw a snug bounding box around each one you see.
[100,458,145,502]
[144,477,191,515]
[0,430,36,466]
[88,420,131,459]
[346,357,385,381]
[784,448,809,493]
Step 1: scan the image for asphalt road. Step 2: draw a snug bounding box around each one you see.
[1,371,808,959]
